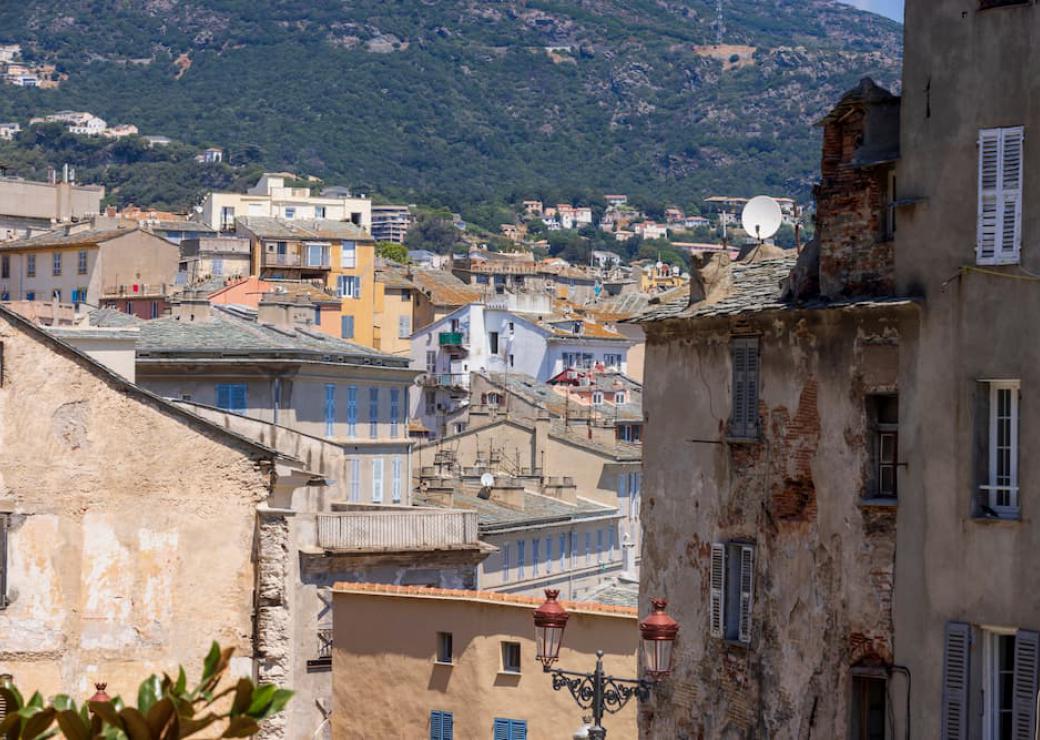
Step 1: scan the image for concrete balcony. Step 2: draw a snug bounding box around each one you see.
[316,508,480,552]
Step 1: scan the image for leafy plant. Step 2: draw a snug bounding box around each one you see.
[0,642,291,739]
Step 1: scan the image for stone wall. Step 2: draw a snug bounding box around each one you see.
[639,308,901,738]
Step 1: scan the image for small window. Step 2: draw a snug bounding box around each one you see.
[52,252,62,276]
[26,254,35,278]
[216,383,248,414]
[709,542,755,644]
[314,206,326,219]
[592,392,604,405]
[501,642,521,674]
[436,632,453,664]
[77,250,87,275]
[508,354,515,368]
[493,718,527,740]
[430,710,454,740]
[850,670,887,740]
[974,380,1020,519]
[866,394,899,500]
[284,207,296,219]
[1,255,9,279]
[150,301,159,319]
[489,331,499,355]
[614,391,626,405]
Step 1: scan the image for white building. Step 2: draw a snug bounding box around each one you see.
[0,44,20,63]
[31,111,107,136]
[410,303,631,437]
[0,123,20,141]
[199,173,372,233]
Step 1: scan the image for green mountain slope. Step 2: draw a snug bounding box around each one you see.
[0,0,901,215]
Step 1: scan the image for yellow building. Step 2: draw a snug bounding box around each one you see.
[373,264,416,356]
[236,216,377,345]
[332,583,638,739]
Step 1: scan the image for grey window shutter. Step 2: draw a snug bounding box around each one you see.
[1012,629,1040,740]
[738,545,755,644]
[941,621,972,740]
[730,342,747,437]
[709,543,726,638]
[744,339,759,436]
[973,382,992,513]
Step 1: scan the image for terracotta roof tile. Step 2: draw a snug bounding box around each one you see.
[331,581,638,616]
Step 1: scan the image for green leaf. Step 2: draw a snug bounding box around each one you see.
[50,695,75,713]
[137,675,161,714]
[259,690,293,720]
[26,691,44,710]
[175,712,220,737]
[244,685,277,718]
[55,709,91,740]
[21,707,56,739]
[220,716,260,738]
[174,667,187,697]
[201,642,222,681]
[145,697,175,737]
[229,679,253,717]
[88,701,124,730]
[118,707,151,740]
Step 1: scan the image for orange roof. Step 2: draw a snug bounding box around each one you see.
[332,582,637,617]
[409,269,482,306]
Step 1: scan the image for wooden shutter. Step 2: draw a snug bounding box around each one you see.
[442,712,453,740]
[341,316,354,339]
[730,337,759,438]
[493,719,509,740]
[1000,128,1024,262]
[511,720,527,740]
[709,543,726,638]
[744,339,759,436]
[231,385,247,414]
[731,341,747,436]
[371,458,384,503]
[1012,630,1040,740]
[940,621,972,740]
[392,458,402,502]
[738,545,755,644]
[216,384,229,410]
[978,127,1024,265]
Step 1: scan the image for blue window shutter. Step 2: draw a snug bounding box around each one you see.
[342,315,354,339]
[442,712,453,740]
[217,384,229,410]
[231,384,247,414]
[431,710,450,740]
[325,384,335,437]
[511,720,527,740]
[493,719,509,740]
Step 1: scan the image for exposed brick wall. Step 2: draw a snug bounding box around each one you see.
[814,107,895,299]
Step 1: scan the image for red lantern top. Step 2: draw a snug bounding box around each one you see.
[89,682,111,703]
[533,589,570,629]
[639,598,679,641]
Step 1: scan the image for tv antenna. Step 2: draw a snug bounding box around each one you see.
[741,196,783,243]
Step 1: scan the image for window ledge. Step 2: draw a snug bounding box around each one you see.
[859,497,898,508]
[497,670,522,677]
[722,639,751,650]
[433,660,455,667]
[971,513,1022,525]
[725,436,761,445]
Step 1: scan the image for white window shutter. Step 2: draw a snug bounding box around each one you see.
[1012,629,1040,740]
[738,545,755,644]
[941,621,972,740]
[999,127,1024,263]
[978,128,1001,264]
[709,543,726,638]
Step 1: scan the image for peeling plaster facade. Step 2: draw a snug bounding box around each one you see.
[640,308,905,738]
[0,308,276,706]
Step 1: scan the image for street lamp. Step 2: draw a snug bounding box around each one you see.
[532,589,679,740]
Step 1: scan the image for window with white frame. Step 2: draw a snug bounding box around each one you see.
[425,350,436,374]
[314,206,326,219]
[306,243,330,267]
[501,642,521,674]
[391,457,402,503]
[605,353,623,369]
[592,391,604,405]
[709,542,755,644]
[614,391,626,405]
[337,275,360,298]
[866,394,899,499]
[371,458,384,503]
[340,241,356,268]
[977,127,1024,265]
[349,458,360,502]
[975,380,1020,519]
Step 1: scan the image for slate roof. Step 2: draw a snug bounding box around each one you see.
[409,268,482,306]
[585,578,640,609]
[0,226,138,250]
[414,489,616,531]
[88,307,145,327]
[149,221,217,233]
[236,216,372,242]
[376,264,416,290]
[550,423,642,461]
[135,305,409,366]
[637,253,916,323]
[487,370,643,424]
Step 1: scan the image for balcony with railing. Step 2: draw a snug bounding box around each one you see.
[260,251,302,268]
[316,508,480,552]
[101,283,174,298]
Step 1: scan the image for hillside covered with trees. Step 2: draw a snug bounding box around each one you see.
[0,0,901,219]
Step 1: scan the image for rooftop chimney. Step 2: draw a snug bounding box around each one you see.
[257,292,314,329]
[170,291,212,322]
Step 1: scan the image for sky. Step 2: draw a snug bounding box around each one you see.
[840,0,904,22]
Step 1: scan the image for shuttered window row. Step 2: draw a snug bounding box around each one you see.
[493,718,527,740]
[977,126,1024,265]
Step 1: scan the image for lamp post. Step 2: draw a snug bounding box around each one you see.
[533,589,679,740]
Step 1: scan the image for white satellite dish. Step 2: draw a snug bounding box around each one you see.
[741,196,783,241]
[480,472,495,488]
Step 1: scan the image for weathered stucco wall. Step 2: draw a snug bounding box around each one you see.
[332,589,638,739]
[0,313,270,702]
[639,309,901,738]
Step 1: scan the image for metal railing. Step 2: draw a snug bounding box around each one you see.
[316,510,479,551]
[101,283,172,297]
